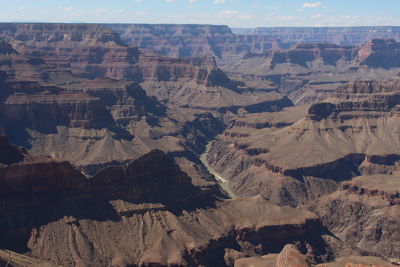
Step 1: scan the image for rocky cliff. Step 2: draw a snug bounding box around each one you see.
[106,23,282,65]
[245,26,400,46]
[0,137,341,267]
[107,24,236,58]
[204,79,400,264]
[357,39,400,68]
[0,23,292,113]
[0,23,143,80]
[225,39,400,104]
[308,174,400,262]
[0,23,231,84]
[207,80,400,206]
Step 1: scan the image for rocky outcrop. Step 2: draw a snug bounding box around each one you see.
[138,53,234,87]
[107,24,235,58]
[266,44,357,67]
[0,23,142,80]
[0,23,237,86]
[206,80,400,207]
[0,23,293,114]
[357,39,400,68]
[308,175,400,261]
[223,38,400,104]
[234,244,310,267]
[0,140,337,267]
[1,91,115,131]
[0,40,49,82]
[106,23,282,65]
[276,244,311,267]
[234,250,395,267]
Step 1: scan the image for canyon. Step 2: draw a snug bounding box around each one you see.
[0,23,400,266]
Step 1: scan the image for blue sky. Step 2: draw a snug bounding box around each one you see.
[0,0,399,28]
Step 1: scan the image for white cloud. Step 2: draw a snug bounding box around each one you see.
[94,8,107,15]
[311,13,322,19]
[218,10,238,18]
[63,7,74,12]
[133,11,147,17]
[266,15,297,21]
[188,0,198,3]
[213,0,226,4]
[302,2,322,8]
[165,0,177,2]
[240,13,252,20]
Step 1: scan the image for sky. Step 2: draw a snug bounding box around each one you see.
[0,0,400,28]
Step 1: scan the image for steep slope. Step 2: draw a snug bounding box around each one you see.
[0,23,292,113]
[357,39,400,68]
[0,39,52,82]
[0,138,336,267]
[207,80,400,206]
[0,23,142,80]
[106,24,282,64]
[224,40,400,104]
[308,174,400,262]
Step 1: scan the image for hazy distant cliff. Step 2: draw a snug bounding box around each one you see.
[240,26,400,45]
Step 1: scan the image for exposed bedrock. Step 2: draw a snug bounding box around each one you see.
[234,244,396,267]
[224,39,400,105]
[207,80,400,206]
[0,23,235,86]
[106,23,282,63]
[0,138,336,267]
[357,39,400,68]
[1,92,115,130]
[308,175,400,261]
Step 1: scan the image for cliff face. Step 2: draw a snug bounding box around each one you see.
[0,23,291,113]
[1,91,115,131]
[269,44,357,67]
[204,80,400,264]
[106,24,284,69]
[0,23,237,85]
[138,53,232,87]
[308,175,400,261]
[107,24,235,58]
[226,39,400,104]
[207,80,400,206]
[0,40,49,82]
[245,26,400,46]
[0,29,234,170]
[0,138,337,267]
[0,23,144,80]
[357,39,400,68]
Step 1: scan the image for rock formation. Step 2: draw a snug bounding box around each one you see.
[207,80,400,204]
[357,39,400,68]
[243,27,400,46]
[308,174,400,261]
[222,39,400,104]
[1,22,400,267]
[205,80,400,264]
[0,137,339,267]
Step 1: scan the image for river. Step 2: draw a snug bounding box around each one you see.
[200,142,237,199]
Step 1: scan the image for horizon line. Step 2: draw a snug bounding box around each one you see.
[1,21,400,29]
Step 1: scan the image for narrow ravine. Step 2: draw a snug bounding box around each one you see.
[200,141,237,199]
